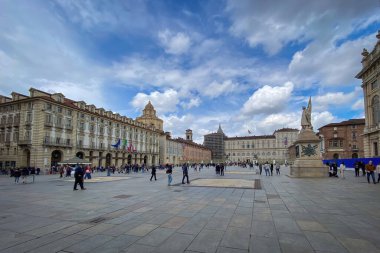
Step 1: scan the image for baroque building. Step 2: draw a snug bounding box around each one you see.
[224,128,299,163]
[0,88,161,171]
[356,30,380,157]
[318,119,365,159]
[136,101,163,131]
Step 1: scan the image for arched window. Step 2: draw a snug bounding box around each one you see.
[372,95,380,125]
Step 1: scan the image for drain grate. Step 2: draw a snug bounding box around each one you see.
[87,216,108,224]
[254,179,262,189]
[113,194,132,199]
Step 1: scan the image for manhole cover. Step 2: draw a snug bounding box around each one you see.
[113,194,132,199]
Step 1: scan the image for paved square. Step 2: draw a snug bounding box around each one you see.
[0,166,380,253]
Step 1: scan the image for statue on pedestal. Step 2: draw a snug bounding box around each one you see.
[301,97,312,130]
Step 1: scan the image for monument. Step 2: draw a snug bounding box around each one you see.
[290,97,327,177]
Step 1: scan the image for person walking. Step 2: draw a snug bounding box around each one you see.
[264,162,270,176]
[275,163,280,175]
[339,162,345,179]
[220,163,225,176]
[270,163,274,176]
[73,164,86,190]
[354,162,360,177]
[377,162,380,183]
[166,165,173,186]
[182,163,190,184]
[14,169,21,183]
[361,161,366,176]
[150,165,157,181]
[365,160,376,184]
[259,163,262,175]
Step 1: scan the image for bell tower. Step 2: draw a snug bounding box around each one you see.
[186,129,193,141]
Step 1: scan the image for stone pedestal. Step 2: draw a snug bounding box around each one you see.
[290,129,328,178]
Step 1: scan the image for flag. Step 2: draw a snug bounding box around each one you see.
[248,129,252,134]
[122,139,127,148]
[111,139,121,148]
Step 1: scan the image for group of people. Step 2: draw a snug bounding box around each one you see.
[327,160,380,184]
[11,167,37,184]
[257,162,281,176]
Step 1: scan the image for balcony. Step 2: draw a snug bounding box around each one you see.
[4,139,11,146]
[55,123,64,129]
[18,139,31,146]
[44,121,53,127]
[6,122,13,128]
[25,120,33,126]
[43,138,72,148]
[352,147,359,152]
[65,125,73,131]
[13,119,20,127]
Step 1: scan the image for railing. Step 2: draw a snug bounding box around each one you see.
[43,138,72,148]
[44,121,53,127]
[25,120,33,126]
[65,125,73,130]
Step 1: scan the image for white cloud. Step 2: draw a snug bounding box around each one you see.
[203,80,240,98]
[158,30,191,55]
[241,82,294,115]
[181,97,201,109]
[255,113,300,134]
[131,89,179,114]
[313,88,361,110]
[313,111,336,130]
[352,99,364,111]
[226,0,380,55]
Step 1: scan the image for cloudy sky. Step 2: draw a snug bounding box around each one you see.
[1,0,379,143]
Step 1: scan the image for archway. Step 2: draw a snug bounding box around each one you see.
[152,155,156,165]
[352,153,358,159]
[333,153,339,159]
[143,155,147,165]
[76,152,84,159]
[51,150,62,167]
[23,149,31,167]
[105,153,112,166]
[127,154,132,165]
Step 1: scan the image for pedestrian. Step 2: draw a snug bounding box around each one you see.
[166,165,173,186]
[332,163,338,177]
[14,169,21,183]
[21,167,29,183]
[150,165,157,181]
[182,163,190,184]
[220,163,225,176]
[377,162,380,183]
[259,163,262,175]
[73,164,86,190]
[264,162,270,176]
[270,163,273,176]
[361,161,366,176]
[354,162,360,177]
[275,163,280,175]
[59,166,64,178]
[84,167,91,179]
[339,162,345,179]
[365,160,376,184]
[215,164,220,175]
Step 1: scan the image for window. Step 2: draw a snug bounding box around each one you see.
[351,125,357,129]
[67,110,72,116]
[26,113,32,122]
[371,79,378,90]
[57,107,62,113]
[66,139,71,145]
[80,113,84,119]
[352,132,356,140]
[56,137,60,144]
[91,116,95,121]
[372,95,380,125]
[374,142,379,156]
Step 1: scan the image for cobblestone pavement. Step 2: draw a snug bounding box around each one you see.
[0,166,379,253]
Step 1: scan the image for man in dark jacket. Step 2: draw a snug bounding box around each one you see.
[182,163,190,184]
[150,166,157,181]
[73,164,86,190]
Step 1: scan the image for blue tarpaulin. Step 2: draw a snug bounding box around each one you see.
[323,158,380,168]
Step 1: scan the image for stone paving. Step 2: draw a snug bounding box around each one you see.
[0,166,380,253]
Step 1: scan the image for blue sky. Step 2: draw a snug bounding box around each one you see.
[0,0,379,143]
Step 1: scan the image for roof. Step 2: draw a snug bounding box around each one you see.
[318,119,365,129]
[171,138,211,151]
[226,135,276,140]
[273,128,299,133]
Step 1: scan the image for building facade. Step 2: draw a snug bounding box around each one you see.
[159,132,183,165]
[356,30,380,157]
[318,119,365,159]
[203,125,227,163]
[224,128,299,163]
[0,88,161,171]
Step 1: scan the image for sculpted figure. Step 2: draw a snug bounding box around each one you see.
[301,97,312,129]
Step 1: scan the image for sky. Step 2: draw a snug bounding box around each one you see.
[0,0,379,144]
